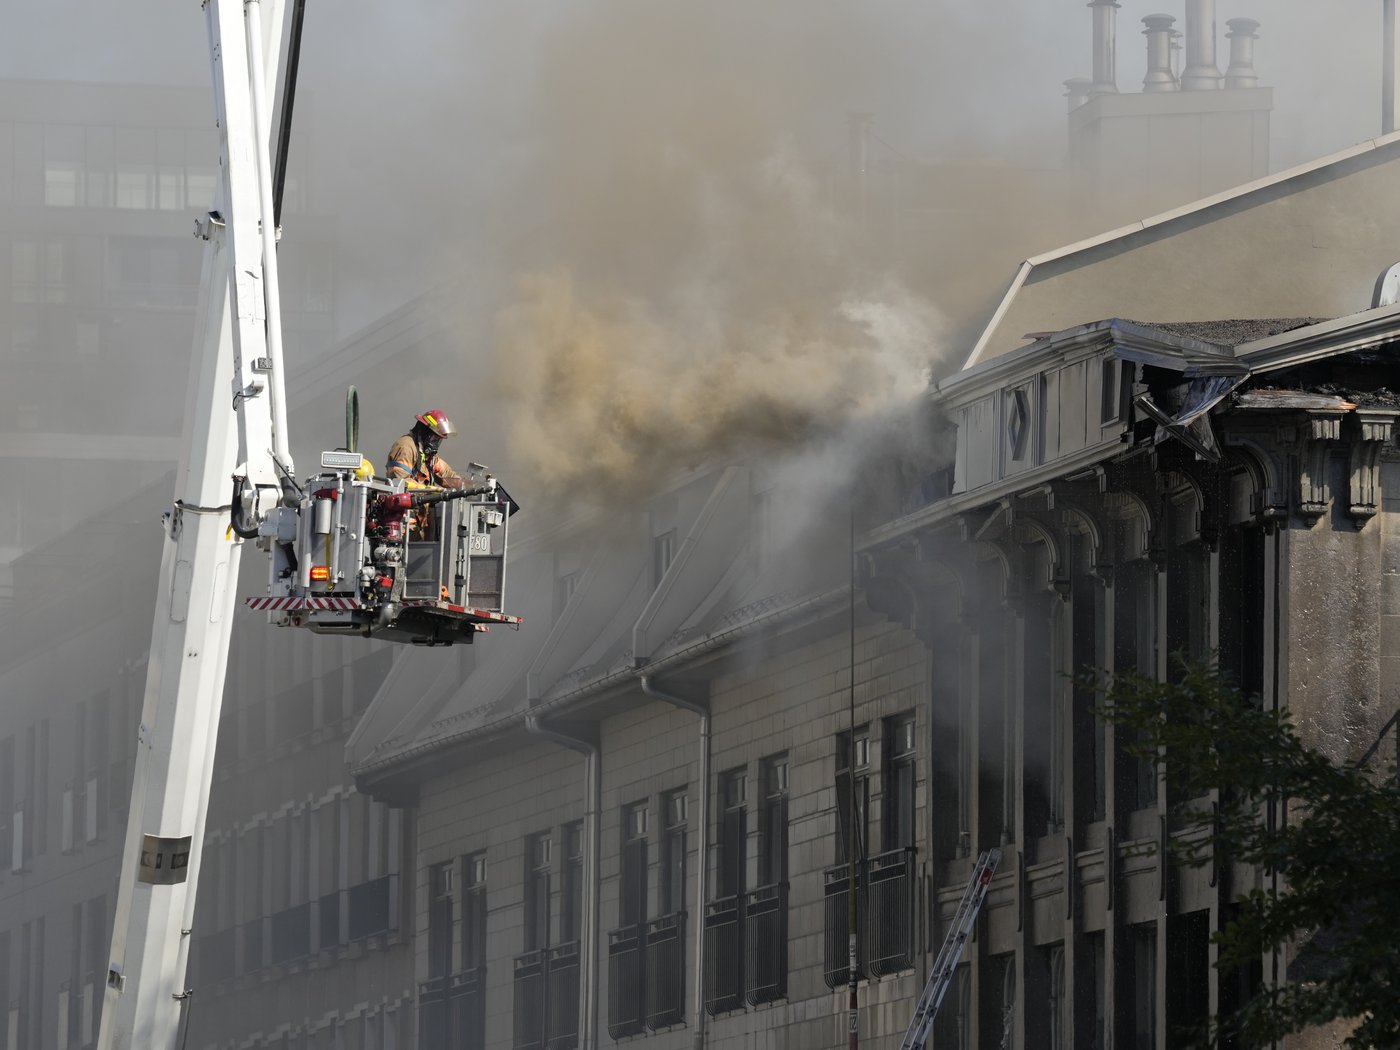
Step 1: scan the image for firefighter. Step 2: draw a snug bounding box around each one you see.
[385,409,468,489]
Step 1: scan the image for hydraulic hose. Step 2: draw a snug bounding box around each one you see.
[229,476,263,539]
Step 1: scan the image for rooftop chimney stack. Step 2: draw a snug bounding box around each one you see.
[1142,15,1179,92]
[1064,77,1093,111]
[1181,0,1222,90]
[1088,0,1121,95]
[1224,18,1261,89]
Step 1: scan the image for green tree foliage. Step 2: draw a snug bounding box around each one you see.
[1094,659,1400,1049]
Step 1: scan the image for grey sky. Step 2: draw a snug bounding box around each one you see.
[1,1,1387,332]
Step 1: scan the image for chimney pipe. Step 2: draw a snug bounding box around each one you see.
[1386,0,1400,134]
[1181,0,1221,90]
[1142,15,1179,92]
[1088,0,1120,95]
[1224,18,1260,89]
[1064,77,1093,111]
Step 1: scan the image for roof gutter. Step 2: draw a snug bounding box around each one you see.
[353,588,848,781]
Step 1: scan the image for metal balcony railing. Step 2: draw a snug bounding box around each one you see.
[644,912,685,1029]
[702,896,743,1015]
[867,847,916,977]
[744,883,788,1005]
[347,873,399,940]
[546,942,580,1050]
[607,924,645,1038]
[269,901,312,965]
[451,967,487,1049]
[513,949,547,1050]
[823,849,917,987]
[511,945,578,1050]
[419,975,449,1049]
[823,865,863,988]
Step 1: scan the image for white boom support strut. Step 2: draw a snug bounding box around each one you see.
[898,848,1002,1050]
[98,2,292,1047]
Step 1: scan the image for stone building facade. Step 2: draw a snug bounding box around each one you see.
[350,330,1398,1050]
[348,140,1400,1050]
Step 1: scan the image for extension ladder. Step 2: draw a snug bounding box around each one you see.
[898,847,1002,1050]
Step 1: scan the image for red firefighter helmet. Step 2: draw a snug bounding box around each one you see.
[415,410,457,439]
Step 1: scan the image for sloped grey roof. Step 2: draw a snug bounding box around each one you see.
[349,458,854,783]
[965,132,1400,367]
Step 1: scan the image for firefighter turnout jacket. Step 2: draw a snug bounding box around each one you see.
[385,434,464,488]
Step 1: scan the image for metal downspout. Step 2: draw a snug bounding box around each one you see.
[639,676,710,1050]
[525,715,600,1050]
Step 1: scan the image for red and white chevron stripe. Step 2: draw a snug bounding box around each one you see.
[245,596,361,612]
[428,601,521,625]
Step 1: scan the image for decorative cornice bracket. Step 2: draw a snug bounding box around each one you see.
[1347,410,1398,524]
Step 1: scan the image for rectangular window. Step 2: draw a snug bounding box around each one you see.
[11,238,68,304]
[35,719,48,856]
[1080,929,1103,1050]
[554,570,581,615]
[1168,911,1210,1046]
[659,791,687,916]
[933,964,971,1050]
[1048,945,1067,1050]
[0,930,8,1050]
[609,804,649,1039]
[752,487,774,574]
[84,894,106,1040]
[652,530,676,586]
[114,164,154,209]
[427,862,453,978]
[835,728,869,865]
[43,162,80,206]
[157,166,184,211]
[1114,559,1159,810]
[883,715,916,852]
[747,755,790,1005]
[462,853,487,971]
[982,954,1016,1050]
[619,803,647,929]
[716,770,746,899]
[0,737,13,871]
[1070,537,1106,824]
[559,824,583,944]
[1100,358,1120,423]
[186,166,217,210]
[757,755,788,887]
[84,125,115,207]
[1131,924,1158,1050]
[524,832,552,951]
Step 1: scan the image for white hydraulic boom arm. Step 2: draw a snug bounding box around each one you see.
[98,1,297,1046]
